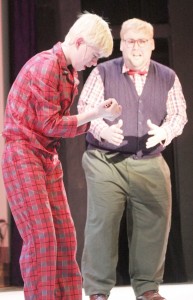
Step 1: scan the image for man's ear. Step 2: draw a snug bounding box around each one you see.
[120,40,124,52]
[151,39,155,51]
[75,37,85,48]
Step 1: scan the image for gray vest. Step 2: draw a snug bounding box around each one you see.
[86,58,175,158]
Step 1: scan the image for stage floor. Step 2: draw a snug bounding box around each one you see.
[0,284,193,299]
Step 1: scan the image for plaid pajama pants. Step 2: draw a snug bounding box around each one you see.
[1,141,82,300]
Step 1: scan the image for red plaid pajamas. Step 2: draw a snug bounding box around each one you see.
[2,141,82,299]
[2,42,89,299]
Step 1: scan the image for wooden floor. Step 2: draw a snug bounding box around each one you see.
[0,284,193,299]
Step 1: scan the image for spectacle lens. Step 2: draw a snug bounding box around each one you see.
[124,39,150,48]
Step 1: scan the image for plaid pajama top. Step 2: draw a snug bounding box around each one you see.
[3,42,89,154]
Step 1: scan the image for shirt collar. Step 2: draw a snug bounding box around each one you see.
[122,62,150,74]
[53,42,79,85]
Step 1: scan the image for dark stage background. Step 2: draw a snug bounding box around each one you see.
[6,0,193,287]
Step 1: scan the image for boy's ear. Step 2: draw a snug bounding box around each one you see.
[75,37,85,48]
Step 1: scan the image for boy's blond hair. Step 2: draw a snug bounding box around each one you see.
[120,18,154,39]
[65,12,113,57]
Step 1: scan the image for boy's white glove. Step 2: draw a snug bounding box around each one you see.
[146,119,166,148]
[100,119,124,146]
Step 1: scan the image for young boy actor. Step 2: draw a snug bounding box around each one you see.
[1,12,121,300]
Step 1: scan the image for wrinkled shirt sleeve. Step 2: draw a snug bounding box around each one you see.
[78,68,109,141]
[161,75,188,146]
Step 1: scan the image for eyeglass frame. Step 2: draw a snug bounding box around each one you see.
[122,38,152,48]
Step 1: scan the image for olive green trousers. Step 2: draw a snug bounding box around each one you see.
[81,150,172,297]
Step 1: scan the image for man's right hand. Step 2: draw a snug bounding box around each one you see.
[100,119,124,146]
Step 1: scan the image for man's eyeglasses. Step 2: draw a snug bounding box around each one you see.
[123,39,151,48]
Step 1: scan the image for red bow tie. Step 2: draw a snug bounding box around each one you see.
[127,70,147,75]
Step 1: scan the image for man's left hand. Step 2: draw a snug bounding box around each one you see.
[146,119,166,149]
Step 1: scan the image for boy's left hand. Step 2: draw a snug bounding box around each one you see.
[99,98,122,121]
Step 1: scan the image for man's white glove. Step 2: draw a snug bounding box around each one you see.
[100,119,124,146]
[146,119,166,149]
[97,98,122,121]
